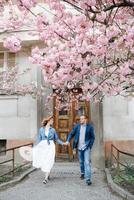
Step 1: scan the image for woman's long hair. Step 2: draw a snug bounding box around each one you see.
[42,116,53,127]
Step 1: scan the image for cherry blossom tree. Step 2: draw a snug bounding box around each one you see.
[0,0,134,109]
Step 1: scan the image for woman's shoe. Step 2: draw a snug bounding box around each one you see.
[80,174,84,180]
[43,179,48,184]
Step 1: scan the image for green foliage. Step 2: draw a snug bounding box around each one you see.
[15,163,23,172]
[0,164,31,184]
[124,164,134,178]
[113,175,124,184]
[113,164,134,185]
[0,176,11,183]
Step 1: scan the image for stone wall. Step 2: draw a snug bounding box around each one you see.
[103,96,134,163]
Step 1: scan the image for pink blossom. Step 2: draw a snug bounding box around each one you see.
[29,47,42,65]
[3,35,21,52]
[18,0,37,9]
[0,0,134,106]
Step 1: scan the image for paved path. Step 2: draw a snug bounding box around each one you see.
[0,162,123,200]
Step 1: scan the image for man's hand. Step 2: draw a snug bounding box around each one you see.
[63,141,70,146]
[73,148,76,155]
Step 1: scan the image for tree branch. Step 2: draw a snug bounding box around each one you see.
[104,1,134,11]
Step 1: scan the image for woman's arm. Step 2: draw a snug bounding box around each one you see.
[53,129,64,145]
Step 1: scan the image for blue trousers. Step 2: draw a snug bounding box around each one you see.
[78,147,91,181]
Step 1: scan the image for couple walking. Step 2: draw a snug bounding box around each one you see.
[33,115,95,185]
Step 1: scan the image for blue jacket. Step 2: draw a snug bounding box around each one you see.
[67,124,95,150]
[36,127,63,145]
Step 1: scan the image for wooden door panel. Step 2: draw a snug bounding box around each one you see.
[53,97,90,160]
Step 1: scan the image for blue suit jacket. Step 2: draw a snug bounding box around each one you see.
[36,127,63,145]
[67,124,95,150]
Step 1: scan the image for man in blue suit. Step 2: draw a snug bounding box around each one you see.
[66,115,95,185]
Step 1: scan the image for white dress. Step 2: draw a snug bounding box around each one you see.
[32,128,55,172]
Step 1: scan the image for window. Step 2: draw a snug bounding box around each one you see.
[0,140,7,156]
[0,53,4,70]
[0,52,15,72]
[8,52,15,67]
[59,109,68,116]
[76,102,86,116]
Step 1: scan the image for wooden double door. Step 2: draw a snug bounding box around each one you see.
[53,99,90,160]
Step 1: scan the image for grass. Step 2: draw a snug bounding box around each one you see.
[111,164,134,195]
[0,163,32,184]
[0,176,11,184]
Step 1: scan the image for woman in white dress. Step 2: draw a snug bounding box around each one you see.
[33,116,65,184]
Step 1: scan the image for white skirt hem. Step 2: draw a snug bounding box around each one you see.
[32,140,55,173]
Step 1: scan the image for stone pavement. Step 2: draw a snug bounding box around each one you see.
[0,162,123,200]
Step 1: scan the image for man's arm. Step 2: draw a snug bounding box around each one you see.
[66,125,78,143]
[88,126,95,149]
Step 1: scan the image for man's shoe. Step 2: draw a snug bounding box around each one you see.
[80,174,84,180]
[86,180,92,186]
